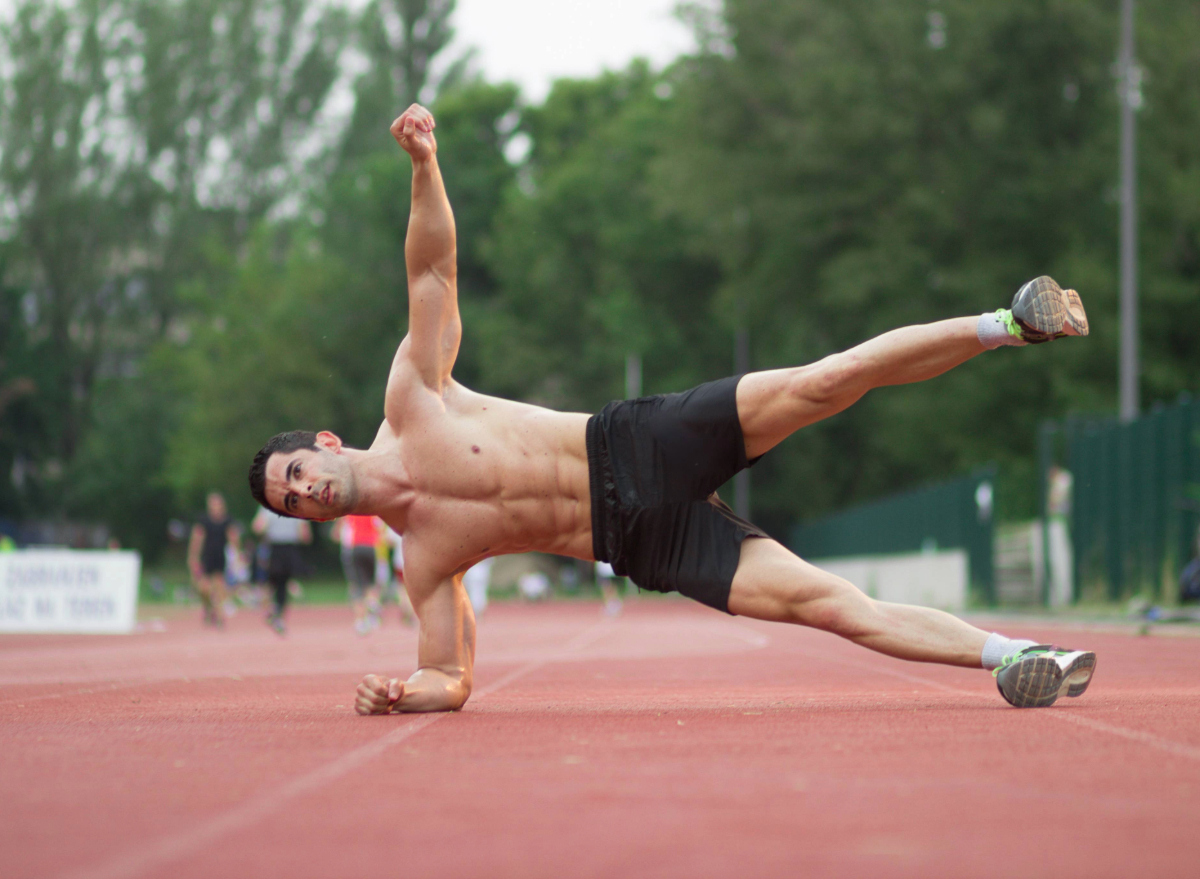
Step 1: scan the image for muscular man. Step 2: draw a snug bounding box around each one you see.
[248,104,1096,714]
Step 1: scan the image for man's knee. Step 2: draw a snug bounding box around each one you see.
[791,576,878,636]
[788,351,867,410]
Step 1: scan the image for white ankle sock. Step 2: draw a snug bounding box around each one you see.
[977,311,1027,349]
[980,632,1038,670]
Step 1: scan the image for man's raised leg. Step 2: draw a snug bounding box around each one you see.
[736,276,1087,459]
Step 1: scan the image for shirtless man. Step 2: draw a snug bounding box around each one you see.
[248,104,1097,714]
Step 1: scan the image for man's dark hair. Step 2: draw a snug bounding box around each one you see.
[249,430,319,516]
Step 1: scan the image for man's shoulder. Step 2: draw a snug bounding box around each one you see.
[393,537,461,591]
[381,372,454,433]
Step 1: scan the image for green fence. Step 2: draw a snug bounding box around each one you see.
[789,468,997,602]
[1054,394,1200,602]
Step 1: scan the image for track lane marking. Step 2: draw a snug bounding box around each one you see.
[62,618,615,879]
[735,619,1200,763]
[1045,710,1200,760]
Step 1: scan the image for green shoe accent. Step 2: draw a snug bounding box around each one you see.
[996,308,1023,341]
[991,644,1061,677]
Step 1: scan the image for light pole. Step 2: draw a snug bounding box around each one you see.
[1117,0,1141,423]
[625,352,642,400]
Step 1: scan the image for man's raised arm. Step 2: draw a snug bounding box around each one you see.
[390,103,461,390]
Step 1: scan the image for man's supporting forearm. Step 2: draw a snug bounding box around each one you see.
[392,667,470,712]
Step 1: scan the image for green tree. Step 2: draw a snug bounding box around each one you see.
[656,0,1184,530]
[339,0,471,163]
[0,272,47,521]
[0,0,349,541]
[479,63,727,411]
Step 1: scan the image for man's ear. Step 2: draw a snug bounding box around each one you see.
[315,431,343,453]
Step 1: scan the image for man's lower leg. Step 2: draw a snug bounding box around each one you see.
[834,317,986,391]
[838,600,990,668]
[825,601,1045,672]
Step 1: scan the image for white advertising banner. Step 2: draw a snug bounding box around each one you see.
[814,549,968,612]
[0,550,141,634]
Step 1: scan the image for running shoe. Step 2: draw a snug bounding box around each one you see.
[994,644,1096,708]
[1005,276,1089,344]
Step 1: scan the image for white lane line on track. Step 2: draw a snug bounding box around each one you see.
[1046,710,1200,761]
[62,618,616,879]
[736,620,1200,764]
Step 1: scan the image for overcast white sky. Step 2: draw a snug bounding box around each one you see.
[449,0,698,102]
[0,0,703,102]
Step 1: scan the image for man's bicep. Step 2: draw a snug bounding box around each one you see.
[402,270,460,387]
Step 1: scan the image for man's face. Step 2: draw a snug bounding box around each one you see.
[264,433,356,520]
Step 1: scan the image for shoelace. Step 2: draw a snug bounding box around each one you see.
[991,644,1062,677]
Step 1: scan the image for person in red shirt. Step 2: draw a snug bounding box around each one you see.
[332,514,383,635]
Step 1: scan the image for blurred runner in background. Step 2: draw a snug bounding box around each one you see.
[187,492,241,628]
[252,505,312,635]
[595,560,624,617]
[383,525,416,626]
[463,557,494,617]
[333,514,383,635]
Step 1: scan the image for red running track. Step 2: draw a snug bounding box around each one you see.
[2,600,1199,879]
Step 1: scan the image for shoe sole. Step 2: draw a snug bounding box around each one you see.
[1013,276,1089,339]
[998,651,1096,708]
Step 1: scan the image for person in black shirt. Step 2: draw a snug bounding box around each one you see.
[187,492,241,627]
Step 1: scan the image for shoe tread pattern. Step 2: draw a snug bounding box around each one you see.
[1011,276,1089,342]
[996,651,1096,708]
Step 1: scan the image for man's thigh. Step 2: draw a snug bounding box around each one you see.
[727,536,870,626]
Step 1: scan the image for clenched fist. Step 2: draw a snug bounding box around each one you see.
[355,673,403,715]
[390,104,437,161]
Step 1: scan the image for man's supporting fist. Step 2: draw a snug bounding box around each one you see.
[355,673,403,715]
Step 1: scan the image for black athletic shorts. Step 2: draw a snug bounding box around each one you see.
[586,375,769,613]
[341,545,377,601]
[267,544,303,585]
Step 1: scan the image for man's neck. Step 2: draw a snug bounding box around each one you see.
[341,447,413,523]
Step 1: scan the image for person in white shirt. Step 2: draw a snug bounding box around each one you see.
[383,525,416,626]
[463,558,494,616]
[251,506,312,634]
